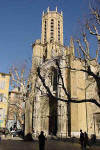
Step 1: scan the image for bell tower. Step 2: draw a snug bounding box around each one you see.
[41,7,63,45]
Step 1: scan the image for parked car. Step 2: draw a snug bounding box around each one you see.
[0,128,9,135]
[10,129,24,137]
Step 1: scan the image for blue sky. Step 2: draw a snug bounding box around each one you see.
[0,0,90,73]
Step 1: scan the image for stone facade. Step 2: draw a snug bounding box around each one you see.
[31,7,100,138]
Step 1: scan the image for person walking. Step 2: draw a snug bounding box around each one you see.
[80,129,84,149]
[84,132,89,148]
[38,131,46,150]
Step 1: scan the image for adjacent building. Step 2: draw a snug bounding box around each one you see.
[0,72,10,128]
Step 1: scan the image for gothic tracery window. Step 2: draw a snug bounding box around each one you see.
[49,68,57,91]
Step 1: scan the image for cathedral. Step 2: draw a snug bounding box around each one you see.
[31,7,100,138]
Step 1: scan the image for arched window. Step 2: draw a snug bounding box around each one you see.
[44,20,47,42]
[58,21,60,41]
[50,19,54,40]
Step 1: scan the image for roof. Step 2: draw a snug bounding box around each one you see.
[0,72,11,76]
[9,91,21,94]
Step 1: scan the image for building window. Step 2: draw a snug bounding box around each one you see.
[0,93,6,102]
[58,21,60,41]
[0,94,4,102]
[0,80,5,89]
[59,87,61,97]
[0,108,5,120]
[44,20,47,42]
[50,19,54,40]
[49,68,57,91]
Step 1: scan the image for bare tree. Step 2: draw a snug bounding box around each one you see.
[37,56,100,107]
[8,89,25,129]
[75,0,100,98]
[9,63,34,136]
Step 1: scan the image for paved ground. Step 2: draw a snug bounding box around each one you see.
[0,139,100,150]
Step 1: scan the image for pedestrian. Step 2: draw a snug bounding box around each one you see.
[38,131,46,150]
[80,129,84,149]
[91,134,96,145]
[84,132,88,148]
[10,127,12,131]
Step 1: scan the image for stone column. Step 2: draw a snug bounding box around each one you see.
[33,97,41,136]
[57,101,67,138]
[25,99,32,136]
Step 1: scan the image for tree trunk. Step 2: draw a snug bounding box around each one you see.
[25,99,32,135]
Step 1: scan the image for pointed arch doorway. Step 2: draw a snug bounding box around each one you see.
[49,97,57,135]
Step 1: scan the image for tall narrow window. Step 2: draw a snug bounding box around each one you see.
[44,20,47,42]
[0,93,4,102]
[0,108,5,120]
[58,21,60,42]
[50,19,54,41]
[53,69,57,91]
[0,80,5,89]
[50,68,57,91]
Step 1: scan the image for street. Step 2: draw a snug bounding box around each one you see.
[0,140,100,150]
